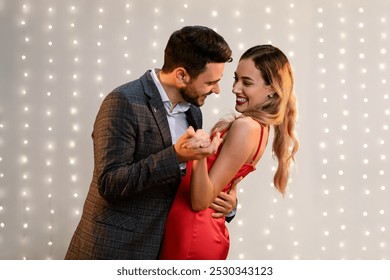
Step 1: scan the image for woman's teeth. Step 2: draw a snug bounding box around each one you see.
[236,97,248,103]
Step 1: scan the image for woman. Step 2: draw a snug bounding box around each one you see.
[159,45,299,259]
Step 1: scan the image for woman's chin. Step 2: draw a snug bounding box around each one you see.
[235,103,248,113]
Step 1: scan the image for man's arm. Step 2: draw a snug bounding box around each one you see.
[95,94,222,202]
[95,92,182,202]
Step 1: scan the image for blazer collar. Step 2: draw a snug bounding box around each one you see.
[141,71,173,148]
[186,107,202,130]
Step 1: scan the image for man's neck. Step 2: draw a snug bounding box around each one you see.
[157,70,183,106]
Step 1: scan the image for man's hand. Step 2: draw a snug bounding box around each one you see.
[210,176,242,219]
[174,127,222,163]
[181,128,211,149]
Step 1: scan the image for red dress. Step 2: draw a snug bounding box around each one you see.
[159,125,265,260]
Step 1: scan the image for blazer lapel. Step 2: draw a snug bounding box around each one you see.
[150,99,172,148]
[186,107,202,130]
[141,70,203,147]
[141,71,173,148]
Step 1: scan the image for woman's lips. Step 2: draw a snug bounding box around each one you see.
[236,97,248,105]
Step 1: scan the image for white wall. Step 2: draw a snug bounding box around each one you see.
[0,0,389,259]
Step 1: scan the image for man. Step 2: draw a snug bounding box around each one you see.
[65,25,236,259]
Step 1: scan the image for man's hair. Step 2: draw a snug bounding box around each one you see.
[162,26,232,78]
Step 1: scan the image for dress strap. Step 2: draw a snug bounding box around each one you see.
[219,128,229,137]
[250,123,265,164]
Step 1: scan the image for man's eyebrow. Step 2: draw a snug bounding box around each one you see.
[206,78,222,84]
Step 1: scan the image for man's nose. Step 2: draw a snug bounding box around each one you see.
[212,83,221,95]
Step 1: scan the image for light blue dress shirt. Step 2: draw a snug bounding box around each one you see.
[151,69,190,170]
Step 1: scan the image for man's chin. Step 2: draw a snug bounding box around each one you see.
[187,98,204,107]
[194,100,205,107]
[197,96,209,107]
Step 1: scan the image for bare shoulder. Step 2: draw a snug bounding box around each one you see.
[230,117,262,135]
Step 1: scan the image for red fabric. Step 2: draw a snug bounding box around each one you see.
[159,125,264,259]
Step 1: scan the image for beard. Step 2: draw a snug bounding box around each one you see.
[179,82,210,107]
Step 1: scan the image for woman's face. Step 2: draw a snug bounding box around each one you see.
[232,58,274,113]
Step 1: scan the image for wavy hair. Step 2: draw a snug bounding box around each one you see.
[211,45,299,195]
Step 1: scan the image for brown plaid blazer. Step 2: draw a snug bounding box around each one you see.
[65,70,202,259]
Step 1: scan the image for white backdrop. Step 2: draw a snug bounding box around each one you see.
[0,0,389,260]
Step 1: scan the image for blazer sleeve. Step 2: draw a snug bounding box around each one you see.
[92,91,181,202]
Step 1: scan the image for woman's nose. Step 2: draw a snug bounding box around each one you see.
[232,83,240,95]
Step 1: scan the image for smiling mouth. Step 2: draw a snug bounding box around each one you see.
[236,97,248,105]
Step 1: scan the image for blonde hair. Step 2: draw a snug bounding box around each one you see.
[211,45,299,195]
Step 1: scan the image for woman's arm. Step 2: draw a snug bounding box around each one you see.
[190,117,262,211]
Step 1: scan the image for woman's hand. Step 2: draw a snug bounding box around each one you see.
[174,127,222,162]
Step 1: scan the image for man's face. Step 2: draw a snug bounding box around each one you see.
[180,63,225,107]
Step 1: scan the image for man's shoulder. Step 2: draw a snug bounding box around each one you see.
[112,71,150,93]
[105,71,156,102]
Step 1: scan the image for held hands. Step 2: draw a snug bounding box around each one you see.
[181,127,211,149]
[174,127,222,163]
